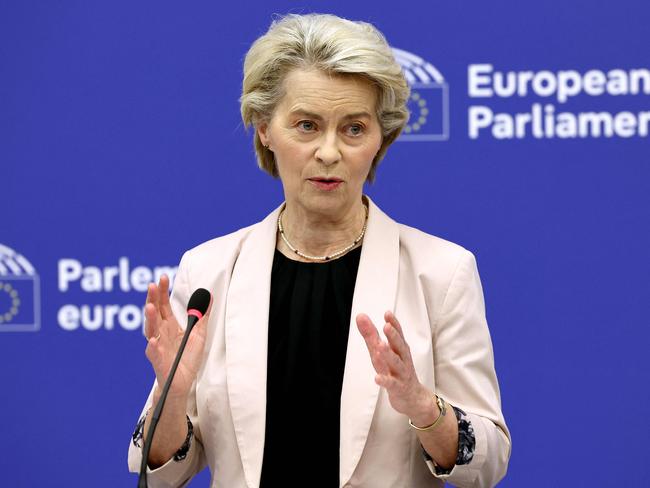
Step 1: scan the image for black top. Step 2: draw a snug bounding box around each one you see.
[260,246,362,487]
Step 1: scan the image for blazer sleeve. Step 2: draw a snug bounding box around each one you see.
[127,251,207,487]
[426,250,512,487]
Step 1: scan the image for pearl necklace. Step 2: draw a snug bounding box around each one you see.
[277,203,369,262]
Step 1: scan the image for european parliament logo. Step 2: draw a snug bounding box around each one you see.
[0,244,40,332]
[392,47,449,141]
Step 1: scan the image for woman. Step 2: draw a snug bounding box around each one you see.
[128,13,511,488]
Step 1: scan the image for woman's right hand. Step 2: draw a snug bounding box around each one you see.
[144,275,211,401]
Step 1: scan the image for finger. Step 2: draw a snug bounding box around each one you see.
[158,274,174,320]
[146,282,165,327]
[144,302,160,341]
[371,344,391,376]
[147,282,177,341]
[378,340,407,376]
[384,311,414,363]
[384,310,405,341]
[146,282,159,312]
[357,314,391,375]
[383,321,411,362]
[144,335,165,380]
[356,314,390,375]
[356,313,382,349]
[374,373,396,390]
[145,282,156,305]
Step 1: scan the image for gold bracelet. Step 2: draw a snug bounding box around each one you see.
[408,394,447,431]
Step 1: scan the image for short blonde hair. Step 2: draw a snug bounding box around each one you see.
[240,13,410,182]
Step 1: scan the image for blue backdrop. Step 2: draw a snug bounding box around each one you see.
[2,1,649,486]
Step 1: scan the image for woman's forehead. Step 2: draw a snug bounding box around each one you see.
[278,69,378,116]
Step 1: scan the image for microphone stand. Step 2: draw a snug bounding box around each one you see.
[137,320,197,488]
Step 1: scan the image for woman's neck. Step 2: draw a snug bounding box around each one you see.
[276,197,368,262]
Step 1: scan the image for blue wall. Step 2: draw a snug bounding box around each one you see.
[1,1,649,486]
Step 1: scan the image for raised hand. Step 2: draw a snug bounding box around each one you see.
[356,311,435,424]
[144,275,211,400]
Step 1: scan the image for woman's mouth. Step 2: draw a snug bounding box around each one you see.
[308,178,343,191]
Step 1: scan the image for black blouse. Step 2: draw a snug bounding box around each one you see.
[260,246,362,487]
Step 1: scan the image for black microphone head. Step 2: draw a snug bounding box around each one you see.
[187,288,211,315]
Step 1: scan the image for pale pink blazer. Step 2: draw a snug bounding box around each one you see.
[128,196,511,487]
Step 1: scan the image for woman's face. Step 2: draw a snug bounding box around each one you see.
[258,68,383,219]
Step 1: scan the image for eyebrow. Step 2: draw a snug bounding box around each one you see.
[288,109,373,121]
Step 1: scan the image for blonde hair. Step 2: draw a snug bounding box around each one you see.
[240,13,410,182]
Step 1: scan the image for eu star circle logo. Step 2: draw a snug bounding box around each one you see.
[0,281,21,324]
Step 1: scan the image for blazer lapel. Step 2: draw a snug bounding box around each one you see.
[339,196,400,486]
[225,204,282,488]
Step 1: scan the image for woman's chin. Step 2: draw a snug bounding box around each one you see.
[298,194,355,216]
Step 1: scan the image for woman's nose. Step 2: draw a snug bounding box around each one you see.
[315,132,341,165]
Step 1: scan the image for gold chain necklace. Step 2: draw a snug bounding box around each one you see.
[277,203,368,262]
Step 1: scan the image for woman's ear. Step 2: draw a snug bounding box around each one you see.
[257,122,269,148]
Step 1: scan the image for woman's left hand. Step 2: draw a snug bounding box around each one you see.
[356,311,435,423]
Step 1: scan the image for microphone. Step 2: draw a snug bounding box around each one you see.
[186,288,211,332]
[138,288,211,488]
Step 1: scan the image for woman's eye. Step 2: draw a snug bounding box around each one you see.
[346,124,364,136]
[297,121,316,131]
